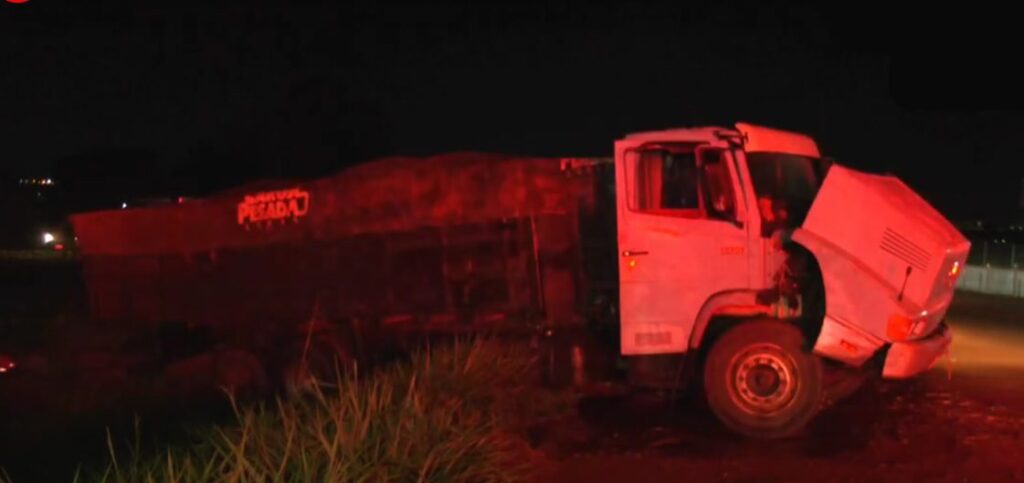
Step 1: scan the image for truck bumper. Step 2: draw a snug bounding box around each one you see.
[882,321,952,379]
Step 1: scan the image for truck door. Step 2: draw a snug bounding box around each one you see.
[616,143,750,355]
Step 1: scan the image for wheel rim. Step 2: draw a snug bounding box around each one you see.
[727,343,800,416]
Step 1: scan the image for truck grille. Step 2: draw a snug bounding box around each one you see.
[880,227,930,271]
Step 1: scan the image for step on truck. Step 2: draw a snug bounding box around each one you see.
[70,122,970,438]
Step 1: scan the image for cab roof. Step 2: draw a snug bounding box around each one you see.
[622,122,821,158]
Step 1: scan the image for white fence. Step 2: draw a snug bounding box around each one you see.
[957,264,1024,298]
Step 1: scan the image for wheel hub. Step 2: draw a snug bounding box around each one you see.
[729,344,800,415]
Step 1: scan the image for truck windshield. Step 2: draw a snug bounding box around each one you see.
[746,152,827,232]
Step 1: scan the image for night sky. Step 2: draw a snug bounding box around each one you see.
[2,1,1022,220]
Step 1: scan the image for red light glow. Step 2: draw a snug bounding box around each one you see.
[887,313,914,341]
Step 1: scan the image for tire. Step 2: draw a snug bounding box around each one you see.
[703,319,823,439]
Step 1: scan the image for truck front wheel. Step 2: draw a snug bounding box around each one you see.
[703,319,823,438]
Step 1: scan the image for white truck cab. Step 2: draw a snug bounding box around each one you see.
[613,123,968,437]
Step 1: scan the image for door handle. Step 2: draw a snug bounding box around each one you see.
[622,250,649,257]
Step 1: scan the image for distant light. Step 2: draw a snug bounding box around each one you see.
[42,232,55,244]
[53,243,65,252]
[121,202,128,209]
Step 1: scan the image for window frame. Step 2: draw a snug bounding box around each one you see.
[624,142,705,218]
[624,143,737,222]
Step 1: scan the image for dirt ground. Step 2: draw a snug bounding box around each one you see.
[534,291,1024,482]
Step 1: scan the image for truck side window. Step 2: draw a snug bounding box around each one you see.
[633,149,701,214]
[699,149,736,221]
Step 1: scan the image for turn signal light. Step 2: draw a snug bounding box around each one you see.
[887,313,914,341]
[949,261,960,278]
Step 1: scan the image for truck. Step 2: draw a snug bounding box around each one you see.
[69,123,970,438]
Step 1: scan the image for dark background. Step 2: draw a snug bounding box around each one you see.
[2,1,1022,221]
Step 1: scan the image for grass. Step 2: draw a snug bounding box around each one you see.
[0,249,75,262]
[82,338,571,483]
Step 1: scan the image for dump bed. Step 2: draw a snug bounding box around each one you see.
[70,153,609,330]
